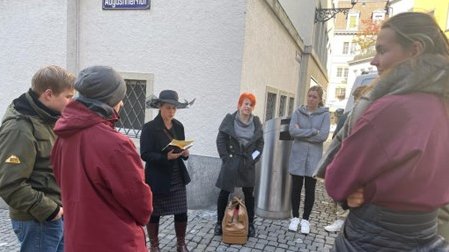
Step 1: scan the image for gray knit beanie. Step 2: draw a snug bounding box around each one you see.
[74,66,126,107]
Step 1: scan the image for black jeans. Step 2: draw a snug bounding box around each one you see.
[291,175,316,220]
[217,187,255,224]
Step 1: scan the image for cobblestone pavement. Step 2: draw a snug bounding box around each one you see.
[0,182,340,252]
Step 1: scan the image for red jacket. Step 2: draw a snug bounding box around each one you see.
[51,101,153,252]
[326,93,449,212]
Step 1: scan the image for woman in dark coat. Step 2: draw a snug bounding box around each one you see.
[214,92,264,237]
[140,90,194,252]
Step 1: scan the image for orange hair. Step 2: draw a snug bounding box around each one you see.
[237,92,256,108]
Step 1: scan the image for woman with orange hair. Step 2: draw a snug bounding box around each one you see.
[214,92,264,237]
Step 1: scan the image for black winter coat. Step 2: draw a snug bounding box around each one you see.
[215,112,264,192]
[140,113,191,194]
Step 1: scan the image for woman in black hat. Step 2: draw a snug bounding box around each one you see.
[140,90,194,252]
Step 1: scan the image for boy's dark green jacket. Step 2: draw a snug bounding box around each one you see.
[0,90,61,222]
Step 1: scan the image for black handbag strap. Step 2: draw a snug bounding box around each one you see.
[163,128,174,141]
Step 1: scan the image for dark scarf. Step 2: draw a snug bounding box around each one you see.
[76,95,119,121]
[13,89,60,123]
[315,53,449,178]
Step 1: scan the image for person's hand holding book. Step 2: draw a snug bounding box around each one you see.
[163,139,193,160]
[167,149,183,160]
[181,149,189,158]
[162,139,194,154]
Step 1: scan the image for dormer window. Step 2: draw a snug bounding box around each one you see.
[372,10,386,23]
[347,12,360,30]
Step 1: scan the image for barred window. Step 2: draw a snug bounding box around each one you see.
[265,92,277,121]
[116,79,147,138]
[288,97,295,116]
[278,95,287,117]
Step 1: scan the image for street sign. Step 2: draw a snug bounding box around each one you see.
[103,0,151,10]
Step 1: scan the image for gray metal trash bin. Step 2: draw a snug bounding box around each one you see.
[255,117,293,219]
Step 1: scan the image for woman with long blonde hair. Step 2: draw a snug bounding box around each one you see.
[325,12,449,251]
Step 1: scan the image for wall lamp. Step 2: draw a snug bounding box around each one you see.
[315,0,358,23]
[384,0,391,16]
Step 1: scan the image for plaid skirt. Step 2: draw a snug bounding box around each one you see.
[152,163,187,216]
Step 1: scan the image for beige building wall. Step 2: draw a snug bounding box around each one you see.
[308,55,328,88]
[280,0,331,107]
[240,0,301,120]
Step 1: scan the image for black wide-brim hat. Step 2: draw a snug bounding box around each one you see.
[146,89,195,109]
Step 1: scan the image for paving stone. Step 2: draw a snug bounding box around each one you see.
[254,242,266,250]
[264,245,277,252]
[0,182,342,252]
[268,241,279,247]
[278,243,289,249]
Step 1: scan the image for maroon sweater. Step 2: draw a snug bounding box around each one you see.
[326,93,449,212]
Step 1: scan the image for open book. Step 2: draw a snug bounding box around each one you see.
[162,139,194,154]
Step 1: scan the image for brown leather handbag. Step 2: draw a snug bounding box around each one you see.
[222,196,248,245]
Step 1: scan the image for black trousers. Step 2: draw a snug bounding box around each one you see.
[149,213,187,223]
[217,187,255,224]
[291,175,316,220]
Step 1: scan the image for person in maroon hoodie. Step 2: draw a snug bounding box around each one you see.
[325,12,449,251]
[51,66,153,252]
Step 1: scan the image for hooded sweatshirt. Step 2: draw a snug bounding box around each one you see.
[288,105,330,177]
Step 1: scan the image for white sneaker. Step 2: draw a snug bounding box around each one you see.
[300,219,310,234]
[288,217,300,232]
[324,219,344,232]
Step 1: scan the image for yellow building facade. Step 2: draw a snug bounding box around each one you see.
[413,0,449,37]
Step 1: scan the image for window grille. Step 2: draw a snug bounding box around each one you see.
[288,97,295,116]
[278,95,287,117]
[116,79,147,138]
[265,92,277,121]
